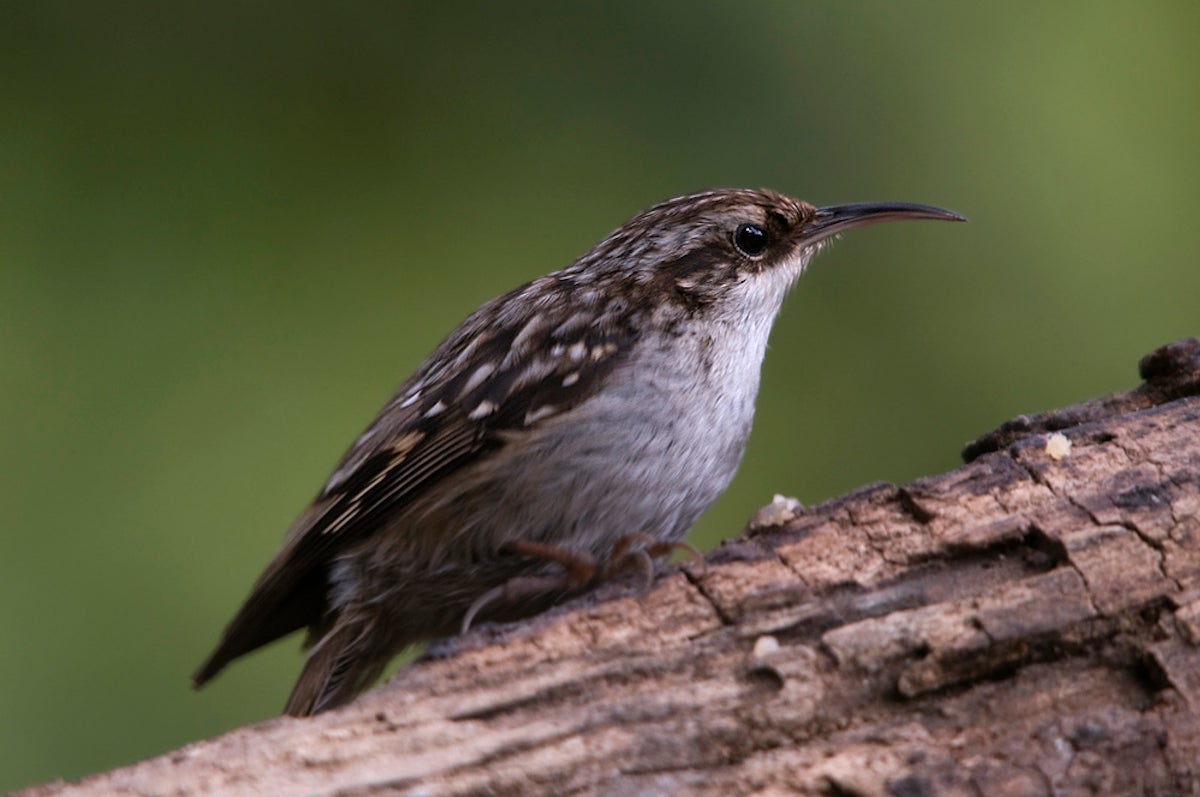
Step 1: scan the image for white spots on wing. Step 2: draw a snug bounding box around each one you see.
[505,314,549,367]
[510,357,558,392]
[386,430,425,458]
[567,341,587,362]
[424,400,447,418]
[324,465,354,494]
[451,332,490,370]
[513,314,546,348]
[562,371,580,387]
[551,311,592,339]
[524,404,559,425]
[591,342,617,361]
[468,400,498,420]
[398,390,422,409]
[460,362,496,396]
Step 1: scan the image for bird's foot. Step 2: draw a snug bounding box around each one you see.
[460,540,598,633]
[605,534,706,590]
[459,536,705,633]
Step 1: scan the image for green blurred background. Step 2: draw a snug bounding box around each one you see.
[2,1,1197,789]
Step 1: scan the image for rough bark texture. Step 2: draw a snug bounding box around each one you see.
[23,338,1200,797]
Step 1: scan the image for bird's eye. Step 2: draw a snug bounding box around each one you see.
[733,223,769,257]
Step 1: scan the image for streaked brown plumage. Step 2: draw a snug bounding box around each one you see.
[193,189,964,715]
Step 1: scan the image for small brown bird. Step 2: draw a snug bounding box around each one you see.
[194,189,964,715]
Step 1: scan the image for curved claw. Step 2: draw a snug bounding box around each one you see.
[671,541,707,578]
[460,573,585,633]
[461,583,507,633]
[609,535,706,581]
[626,548,655,592]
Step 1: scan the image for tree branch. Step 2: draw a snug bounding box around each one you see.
[24,338,1200,797]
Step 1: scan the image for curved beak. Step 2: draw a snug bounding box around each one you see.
[804,202,966,247]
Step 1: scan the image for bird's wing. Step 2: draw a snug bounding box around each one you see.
[194,281,634,684]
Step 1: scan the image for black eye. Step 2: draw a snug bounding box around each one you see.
[733,223,768,257]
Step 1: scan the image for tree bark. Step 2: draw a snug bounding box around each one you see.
[23,338,1200,797]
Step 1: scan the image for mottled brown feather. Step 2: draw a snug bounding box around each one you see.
[193,286,635,688]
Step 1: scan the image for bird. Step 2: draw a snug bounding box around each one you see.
[193,188,965,716]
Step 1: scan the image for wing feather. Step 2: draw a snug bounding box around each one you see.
[194,282,637,684]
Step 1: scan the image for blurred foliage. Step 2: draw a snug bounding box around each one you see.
[2,1,1197,789]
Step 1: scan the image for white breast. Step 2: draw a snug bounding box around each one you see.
[465,252,808,555]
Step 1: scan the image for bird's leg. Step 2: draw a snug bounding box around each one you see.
[504,539,600,584]
[459,537,706,633]
[460,540,598,633]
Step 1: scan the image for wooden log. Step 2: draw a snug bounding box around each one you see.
[23,338,1200,797]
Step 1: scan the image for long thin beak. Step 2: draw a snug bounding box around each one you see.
[804,202,966,247]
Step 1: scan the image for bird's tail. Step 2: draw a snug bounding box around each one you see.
[284,609,386,716]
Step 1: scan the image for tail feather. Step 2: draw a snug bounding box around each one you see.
[193,568,327,688]
[284,610,386,716]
